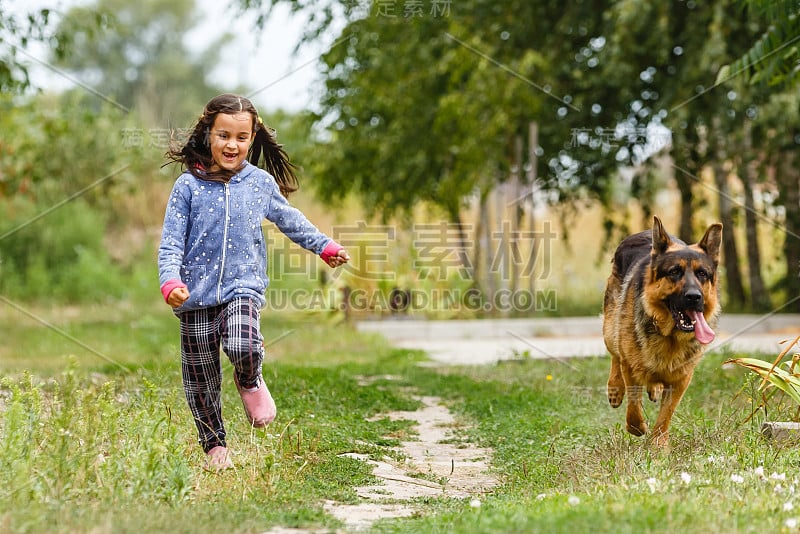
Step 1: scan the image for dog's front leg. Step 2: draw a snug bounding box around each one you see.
[624,384,648,436]
[607,354,626,408]
[650,374,693,447]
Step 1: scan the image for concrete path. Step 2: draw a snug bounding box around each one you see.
[356,315,800,365]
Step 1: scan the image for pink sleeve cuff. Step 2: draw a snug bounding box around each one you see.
[320,240,344,263]
[160,279,187,302]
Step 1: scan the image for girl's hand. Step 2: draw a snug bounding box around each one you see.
[325,249,350,268]
[167,286,190,308]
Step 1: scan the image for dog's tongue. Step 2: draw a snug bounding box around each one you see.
[688,310,715,344]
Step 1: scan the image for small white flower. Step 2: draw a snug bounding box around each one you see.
[785,518,797,529]
[536,493,547,501]
[680,472,692,485]
[567,495,580,506]
[469,498,481,509]
[784,501,794,512]
[646,477,658,493]
[771,472,787,481]
[775,484,784,494]
[730,474,744,484]
[754,466,765,479]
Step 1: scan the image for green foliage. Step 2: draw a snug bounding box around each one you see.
[0,198,116,300]
[0,366,194,522]
[0,92,133,204]
[0,4,61,92]
[3,0,799,314]
[52,0,226,123]
[0,90,161,302]
[0,0,237,304]
[245,0,613,220]
[0,2,110,93]
[727,337,800,406]
[719,0,800,87]
[240,0,800,313]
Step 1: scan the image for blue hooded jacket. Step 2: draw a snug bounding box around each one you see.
[158,162,333,312]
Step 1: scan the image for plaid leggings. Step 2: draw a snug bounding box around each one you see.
[178,298,264,452]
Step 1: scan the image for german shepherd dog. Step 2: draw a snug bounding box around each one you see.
[603,216,722,446]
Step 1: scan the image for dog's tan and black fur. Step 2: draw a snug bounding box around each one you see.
[603,216,722,446]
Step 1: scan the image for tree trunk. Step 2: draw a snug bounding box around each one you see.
[740,121,771,311]
[527,121,539,296]
[473,186,496,315]
[776,149,800,313]
[449,205,473,282]
[713,163,747,309]
[473,185,492,297]
[674,172,694,242]
[493,182,508,317]
[672,123,703,242]
[711,117,747,309]
[510,134,523,294]
[741,173,771,310]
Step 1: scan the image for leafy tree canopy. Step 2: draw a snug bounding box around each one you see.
[718,0,800,87]
[0,0,105,93]
[52,0,230,126]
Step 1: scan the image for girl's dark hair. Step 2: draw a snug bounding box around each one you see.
[165,93,298,197]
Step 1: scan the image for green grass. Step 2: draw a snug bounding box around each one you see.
[1,299,799,533]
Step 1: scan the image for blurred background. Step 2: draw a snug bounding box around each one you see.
[1,0,798,322]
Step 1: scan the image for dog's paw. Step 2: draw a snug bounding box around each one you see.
[649,428,670,448]
[607,384,624,408]
[626,420,648,437]
[648,383,664,402]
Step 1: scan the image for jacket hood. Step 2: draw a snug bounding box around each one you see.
[230,161,258,182]
[194,160,258,184]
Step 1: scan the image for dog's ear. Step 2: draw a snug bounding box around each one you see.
[698,222,723,266]
[651,216,672,255]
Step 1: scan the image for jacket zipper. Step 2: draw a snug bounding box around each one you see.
[216,183,230,304]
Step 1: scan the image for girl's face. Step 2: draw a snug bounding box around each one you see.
[208,112,253,172]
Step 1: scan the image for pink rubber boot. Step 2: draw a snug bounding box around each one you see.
[234,373,277,427]
[205,446,234,471]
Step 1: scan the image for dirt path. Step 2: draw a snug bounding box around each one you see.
[267,377,498,533]
[325,393,498,531]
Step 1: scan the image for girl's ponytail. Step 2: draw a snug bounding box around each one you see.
[249,120,299,198]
